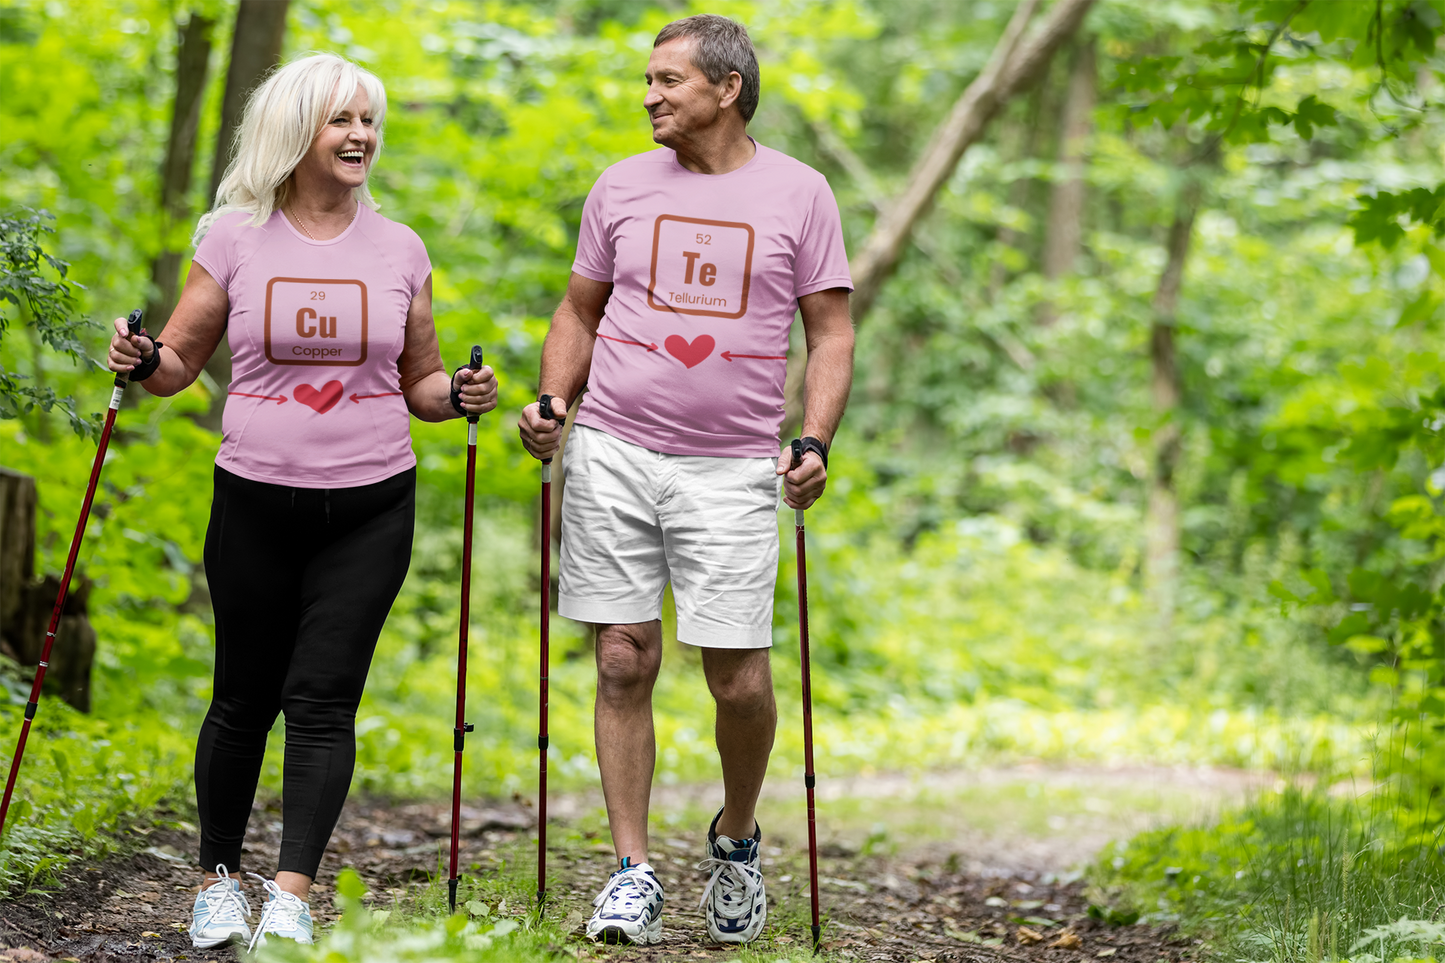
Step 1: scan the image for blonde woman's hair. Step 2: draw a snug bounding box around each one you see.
[194,53,387,243]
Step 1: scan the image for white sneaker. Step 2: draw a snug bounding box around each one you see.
[246,874,315,949]
[585,860,665,945]
[189,865,253,948]
[698,810,766,943]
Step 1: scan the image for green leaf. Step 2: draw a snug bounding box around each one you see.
[1292,94,1336,140]
[1398,288,1442,327]
[335,867,369,900]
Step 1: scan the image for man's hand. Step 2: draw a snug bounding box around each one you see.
[518,396,569,461]
[452,364,498,417]
[778,444,827,510]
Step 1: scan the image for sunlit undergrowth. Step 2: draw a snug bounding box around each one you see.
[1092,766,1445,963]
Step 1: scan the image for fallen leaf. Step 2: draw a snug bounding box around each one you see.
[1050,929,1084,950]
[1016,925,1045,945]
[775,936,794,943]
[985,896,1008,907]
[1096,950,1117,958]
[0,949,51,962]
[142,845,191,866]
[141,931,162,938]
[945,928,983,943]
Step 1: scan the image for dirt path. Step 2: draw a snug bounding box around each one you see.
[1,765,1259,962]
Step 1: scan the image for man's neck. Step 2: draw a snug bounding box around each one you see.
[669,123,755,175]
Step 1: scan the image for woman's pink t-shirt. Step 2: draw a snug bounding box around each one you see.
[192,207,430,488]
[571,143,853,457]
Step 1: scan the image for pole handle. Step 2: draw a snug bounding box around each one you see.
[538,394,565,469]
[114,309,144,390]
[537,393,566,426]
[462,346,484,424]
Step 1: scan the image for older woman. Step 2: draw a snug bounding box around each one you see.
[107,53,496,949]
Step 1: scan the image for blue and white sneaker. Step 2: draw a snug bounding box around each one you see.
[246,874,315,949]
[189,864,252,948]
[586,859,665,945]
[698,810,766,943]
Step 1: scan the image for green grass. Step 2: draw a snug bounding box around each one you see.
[1092,775,1445,963]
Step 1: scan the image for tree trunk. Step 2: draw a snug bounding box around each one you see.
[1145,187,1200,641]
[0,467,95,712]
[147,11,216,331]
[208,0,291,205]
[196,0,291,432]
[1038,35,1096,324]
[849,0,1096,322]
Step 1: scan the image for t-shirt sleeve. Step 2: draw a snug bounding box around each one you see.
[571,171,615,283]
[793,178,853,298]
[405,228,433,300]
[191,215,238,291]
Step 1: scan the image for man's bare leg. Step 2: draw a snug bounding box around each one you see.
[701,648,776,840]
[594,621,664,865]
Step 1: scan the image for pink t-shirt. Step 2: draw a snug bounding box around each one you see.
[192,207,431,488]
[571,143,852,457]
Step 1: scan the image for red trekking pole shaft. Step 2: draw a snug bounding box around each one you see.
[448,346,483,915]
[1,310,144,836]
[791,439,822,954]
[535,395,564,908]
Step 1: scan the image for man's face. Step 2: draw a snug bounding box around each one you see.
[644,38,728,147]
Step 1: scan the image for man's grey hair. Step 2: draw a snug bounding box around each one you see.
[654,15,760,123]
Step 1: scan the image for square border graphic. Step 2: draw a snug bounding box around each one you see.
[647,215,754,320]
[264,277,369,367]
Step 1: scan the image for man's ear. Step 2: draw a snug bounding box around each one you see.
[717,70,743,111]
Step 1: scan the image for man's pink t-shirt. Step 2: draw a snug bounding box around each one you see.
[571,143,852,457]
[192,207,431,488]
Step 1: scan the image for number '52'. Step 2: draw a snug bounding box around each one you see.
[695,233,711,245]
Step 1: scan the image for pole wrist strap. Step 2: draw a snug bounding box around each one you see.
[799,436,829,469]
[449,366,469,416]
[129,336,163,382]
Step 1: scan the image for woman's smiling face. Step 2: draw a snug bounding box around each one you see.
[293,85,376,195]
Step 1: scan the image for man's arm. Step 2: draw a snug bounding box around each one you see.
[518,272,613,460]
[780,287,854,510]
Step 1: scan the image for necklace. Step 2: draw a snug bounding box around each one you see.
[290,202,357,241]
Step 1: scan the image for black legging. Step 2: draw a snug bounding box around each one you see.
[196,465,414,878]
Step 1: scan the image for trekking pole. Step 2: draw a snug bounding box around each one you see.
[790,438,822,954]
[0,309,144,836]
[535,394,565,908]
[448,345,484,915]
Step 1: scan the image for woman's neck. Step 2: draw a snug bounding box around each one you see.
[285,177,358,239]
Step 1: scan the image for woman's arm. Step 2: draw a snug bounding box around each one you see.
[398,275,498,422]
[107,263,229,396]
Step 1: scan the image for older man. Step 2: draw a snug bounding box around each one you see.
[518,13,854,946]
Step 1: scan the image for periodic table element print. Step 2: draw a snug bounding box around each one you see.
[647,216,754,320]
[264,277,369,366]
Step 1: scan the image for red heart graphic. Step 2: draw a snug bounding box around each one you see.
[664,334,715,369]
[294,381,343,414]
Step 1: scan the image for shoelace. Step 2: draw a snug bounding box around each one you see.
[196,864,250,931]
[697,851,763,914]
[247,874,307,951]
[593,868,663,917]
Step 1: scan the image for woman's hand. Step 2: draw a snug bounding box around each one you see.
[107,316,153,373]
[452,364,498,417]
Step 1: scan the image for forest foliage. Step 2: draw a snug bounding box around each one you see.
[1,0,1444,943]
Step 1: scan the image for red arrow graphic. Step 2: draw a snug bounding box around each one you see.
[721,351,787,362]
[598,333,658,351]
[350,391,405,403]
[228,391,287,404]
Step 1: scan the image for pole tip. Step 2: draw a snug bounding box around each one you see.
[448,877,459,915]
[812,923,822,953]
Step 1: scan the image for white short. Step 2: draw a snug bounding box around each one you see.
[558,424,781,648]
